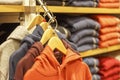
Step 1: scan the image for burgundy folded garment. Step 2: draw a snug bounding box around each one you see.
[101,73,120,80]
[99,32,120,41]
[100,0,120,3]
[100,25,120,34]
[98,57,120,70]
[99,66,120,78]
[99,38,120,48]
[92,15,120,28]
[98,2,120,8]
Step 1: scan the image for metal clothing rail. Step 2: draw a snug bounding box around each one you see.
[37,0,56,23]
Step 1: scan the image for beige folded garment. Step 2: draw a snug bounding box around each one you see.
[0,0,22,5]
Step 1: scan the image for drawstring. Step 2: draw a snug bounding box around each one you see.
[57,66,61,80]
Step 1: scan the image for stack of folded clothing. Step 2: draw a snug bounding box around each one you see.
[92,15,120,48]
[98,0,120,8]
[66,0,99,7]
[98,57,120,80]
[0,0,22,5]
[57,15,101,52]
[42,0,63,6]
[83,57,101,80]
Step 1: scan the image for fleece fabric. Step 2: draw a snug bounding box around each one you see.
[9,26,44,80]
[92,15,120,28]
[98,2,120,8]
[76,36,99,47]
[99,32,120,41]
[99,0,120,3]
[67,1,98,7]
[24,46,92,80]
[0,26,29,80]
[99,66,120,78]
[77,44,98,52]
[99,38,120,48]
[0,0,22,5]
[100,25,120,34]
[14,42,43,80]
[70,29,99,43]
[92,74,101,80]
[83,57,99,66]
[98,57,120,70]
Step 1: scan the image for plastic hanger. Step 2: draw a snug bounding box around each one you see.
[26,14,45,31]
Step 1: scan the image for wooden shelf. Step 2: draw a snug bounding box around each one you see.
[40,6,120,14]
[80,44,120,57]
[0,5,120,14]
[0,5,24,12]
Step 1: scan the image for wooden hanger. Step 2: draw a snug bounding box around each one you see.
[40,28,56,45]
[40,22,51,31]
[47,36,67,55]
[40,27,67,55]
[26,14,45,31]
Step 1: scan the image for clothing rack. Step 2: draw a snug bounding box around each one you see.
[23,0,56,27]
[0,0,56,24]
[37,0,56,23]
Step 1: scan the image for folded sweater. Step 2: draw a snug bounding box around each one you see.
[99,0,120,3]
[99,32,120,41]
[99,38,120,48]
[67,1,98,7]
[0,0,22,5]
[83,57,99,66]
[98,2,120,8]
[70,29,99,43]
[90,66,99,74]
[99,66,120,78]
[58,16,100,32]
[77,36,99,47]
[101,73,120,80]
[98,57,120,70]
[70,18,100,32]
[92,74,101,80]
[100,25,120,34]
[92,15,120,28]
[77,44,98,52]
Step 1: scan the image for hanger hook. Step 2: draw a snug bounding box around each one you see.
[54,19,58,30]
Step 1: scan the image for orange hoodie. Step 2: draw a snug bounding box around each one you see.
[24,46,92,80]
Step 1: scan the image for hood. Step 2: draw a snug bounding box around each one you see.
[35,46,82,76]
[7,26,29,41]
[29,42,44,57]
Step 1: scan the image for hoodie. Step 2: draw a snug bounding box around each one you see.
[0,26,29,80]
[24,46,92,80]
[9,25,44,80]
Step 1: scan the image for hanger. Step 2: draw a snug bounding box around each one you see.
[40,21,67,55]
[40,28,56,45]
[26,14,45,31]
[47,36,67,55]
[40,22,51,31]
